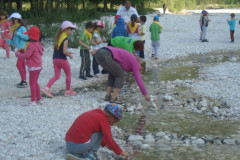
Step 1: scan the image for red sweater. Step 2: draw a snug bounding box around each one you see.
[65,109,123,155]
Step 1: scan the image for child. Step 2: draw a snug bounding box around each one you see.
[127,14,142,56]
[150,16,162,60]
[201,10,210,42]
[112,15,121,30]
[91,20,106,76]
[7,12,29,88]
[15,26,43,105]
[227,13,236,43]
[0,10,11,58]
[199,10,205,40]
[42,21,77,98]
[139,15,146,58]
[79,22,95,80]
[112,17,128,38]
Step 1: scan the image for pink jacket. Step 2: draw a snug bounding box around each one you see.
[16,42,43,68]
[0,20,11,39]
[106,46,147,95]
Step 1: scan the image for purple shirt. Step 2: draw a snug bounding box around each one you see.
[106,46,147,95]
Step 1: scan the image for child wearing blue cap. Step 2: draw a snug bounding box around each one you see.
[150,16,162,60]
[65,103,129,160]
[201,10,210,42]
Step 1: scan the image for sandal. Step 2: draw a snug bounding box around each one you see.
[104,95,111,101]
[110,98,123,104]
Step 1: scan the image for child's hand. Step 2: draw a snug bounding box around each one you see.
[69,52,73,59]
[87,46,91,50]
[101,36,106,42]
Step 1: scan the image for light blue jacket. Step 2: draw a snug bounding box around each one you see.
[7,26,29,49]
[228,19,236,31]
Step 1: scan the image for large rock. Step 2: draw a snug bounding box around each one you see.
[223,138,236,144]
[140,144,151,150]
[191,138,205,145]
[128,135,144,141]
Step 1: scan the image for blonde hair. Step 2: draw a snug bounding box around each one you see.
[133,53,146,74]
[54,28,63,50]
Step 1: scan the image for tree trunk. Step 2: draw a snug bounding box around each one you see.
[82,0,85,8]
[46,0,52,13]
[8,0,13,10]
[66,0,70,10]
[0,0,4,10]
[103,0,107,12]
[16,0,23,10]
[110,1,113,11]
[40,0,44,10]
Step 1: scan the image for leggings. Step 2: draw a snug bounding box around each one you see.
[0,38,10,57]
[29,69,41,101]
[230,30,234,41]
[16,58,27,81]
[47,59,71,90]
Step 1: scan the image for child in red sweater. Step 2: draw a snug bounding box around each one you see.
[65,103,129,160]
[16,26,43,105]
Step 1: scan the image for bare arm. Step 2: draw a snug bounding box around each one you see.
[79,40,91,50]
[63,40,73,59]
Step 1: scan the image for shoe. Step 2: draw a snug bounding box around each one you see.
[42,87,54,98]
[79,76,87,80]
[26,101,37,106]
[86,74,94,78]
[110,98,123,104]
[66,153,84,160]
[64,90,77,96]
[17,80,27,88]
[155,57,159,60]
[201,39,209,42]
[85,151,98,160]
[4,56,10,60]
[37,98,44,105]
[151,54,155,57]
[104,95,111,101]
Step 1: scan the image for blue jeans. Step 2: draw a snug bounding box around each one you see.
[66,132,103,155]
[151,40,160,58]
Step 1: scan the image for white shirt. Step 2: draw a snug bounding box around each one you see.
[116,6,139,24]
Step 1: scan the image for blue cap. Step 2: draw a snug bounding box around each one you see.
[201,10,205,14]
[105,103,123,119]
[154,16,159,20]
[203,11,208,14]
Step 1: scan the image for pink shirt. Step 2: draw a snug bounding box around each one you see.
[106,46,148,95]
[16,42,43,68]
[0,20,11,39]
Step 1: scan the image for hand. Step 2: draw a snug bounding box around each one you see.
[87,46,91,50]
[144,94,150,101]
[90,50,97,55]
[69,53,73,59]
[121,151,129,159]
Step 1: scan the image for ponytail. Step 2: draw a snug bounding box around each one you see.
[54,28,63,50]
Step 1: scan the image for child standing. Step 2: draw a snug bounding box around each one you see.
[112,17,128,38]
[91,20,106,76]
[150,16,162,60]
[139,15,146,59]
[79,22,95,80]
[42,21,77,98]
[199,10,205,40]
[7,12,29,88]
[201,10,210,42]
[227,13,236,43]
[0,10,11,58]
[15,26,43,105]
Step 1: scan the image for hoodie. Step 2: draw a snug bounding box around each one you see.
[112,17,128,38]
[16,41,44,68]
[7,26,29,49]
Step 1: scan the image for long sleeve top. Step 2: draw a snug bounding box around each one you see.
[106,46,148,95]
[7,26,29,49]
[65,109,123,155]
[228,19,236,31]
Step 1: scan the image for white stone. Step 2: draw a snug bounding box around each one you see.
[140,144,151,150]
[128,135,144,141]
[212,106,219,113]
[163,94,173,101]
[191,138,205,145]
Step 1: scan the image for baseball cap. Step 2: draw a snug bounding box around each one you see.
[24,26,41,41]
[154,16,159,21]
[95,20,105,28]
[61,21,76,30]
[8,12,22,20]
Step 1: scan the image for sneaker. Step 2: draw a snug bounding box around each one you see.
[37,98,44,105]
[26,101,37,106]
[110,98,124,104]
[79,76,87,80]
[85,151,98,160]
[155,57,159,60]
[86,74,94,78]
[17,80,27,88]
[41,87,54,98]
[104,95,111,101]
[66,153,84,160]
[151,54,155,57]
[64,90,77,96]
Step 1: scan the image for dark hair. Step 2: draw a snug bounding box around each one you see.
[0,10,8,20]
[85,21,94,29]
[133,40,144,51]
[140,16,146,22]
[231,13,235,18]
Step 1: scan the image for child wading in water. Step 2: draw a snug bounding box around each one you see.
[227,13,236,43]
[0,10,11,59]
[15,26,43,105]
[150,16,162,60]
[7,12,29,88]
[42,21,77,98]
[91,20,106,76]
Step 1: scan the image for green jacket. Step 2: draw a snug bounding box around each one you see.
[149,22,162,41]
[110,36,136,54]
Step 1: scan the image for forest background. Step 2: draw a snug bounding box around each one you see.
[1,0,240,47]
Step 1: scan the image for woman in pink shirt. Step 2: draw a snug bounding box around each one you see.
[92,46,150,103]
[16,26,43,105]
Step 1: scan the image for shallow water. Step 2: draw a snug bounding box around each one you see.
[118,50,240,159]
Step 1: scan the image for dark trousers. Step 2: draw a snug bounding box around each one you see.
[139,40,145,59]
[230,30,234,42]
[79,49,91,77]
[92,56,99,75]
